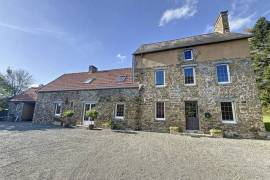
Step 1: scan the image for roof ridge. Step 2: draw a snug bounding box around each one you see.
[140,32,219,47]
[62,67,132,76]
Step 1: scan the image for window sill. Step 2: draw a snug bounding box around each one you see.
[222,120,236,124]
[54,114,61,117]
[155,118,165,121]
[115,117,124,120]
[218,82,231,85]
[184,84,196,86]
[183,59,193,62]
[155,85,167,88]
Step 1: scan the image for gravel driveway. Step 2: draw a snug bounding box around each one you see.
[0,122,270,180]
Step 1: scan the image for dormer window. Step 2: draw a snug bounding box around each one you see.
[84,78,95,84]
[183,49,193,61]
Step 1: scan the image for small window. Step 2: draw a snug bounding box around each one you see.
[156,102,165,120]
[84,78,95,84]
[221,102,236,123]
[70,101,74,109]
[15,104,20,112]
[155,69,165,86]
[216,64,230,84]
[115,104,124,119]
[184,67,195,85]
[54,102,62,116]
[117,75,127,82]
[183,50,193,61]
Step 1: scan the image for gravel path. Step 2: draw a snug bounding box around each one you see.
[0,122,270,180]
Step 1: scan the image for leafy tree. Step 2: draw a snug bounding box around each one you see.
[250,17,270,107]
[5,67,33,96]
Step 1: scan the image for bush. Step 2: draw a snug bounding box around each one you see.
[85,109,98,120]
[265,123,270,132]
[62,110,74,118]
[61,110,75,128]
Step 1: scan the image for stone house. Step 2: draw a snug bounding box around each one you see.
[33,11,265,135]
[8,87,38,121]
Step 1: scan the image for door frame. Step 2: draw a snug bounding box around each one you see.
[185,101,199,131]
[82,102,96,126]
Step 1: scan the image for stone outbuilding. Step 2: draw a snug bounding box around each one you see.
[8,87,39,121]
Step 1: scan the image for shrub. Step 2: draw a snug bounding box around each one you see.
[85,109,98,121]
[265,123,270,132]
[61,110,75,127]
[85,109,99,130]
[62,110,74,118]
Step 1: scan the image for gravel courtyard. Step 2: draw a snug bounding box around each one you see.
[0,122,270,180]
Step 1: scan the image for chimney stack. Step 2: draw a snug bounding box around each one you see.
[214,11,230,34]
[88,65,98,73]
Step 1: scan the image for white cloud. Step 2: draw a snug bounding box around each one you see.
[203,24,213,34]
[116,54,126,63]
[159,0,198,26]
[229,14,255,31]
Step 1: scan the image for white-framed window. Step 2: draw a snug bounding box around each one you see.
[184,67,196,85]
[115,103,125,119]
[155,102,165,120]
[216,64,231,84]
[220,101,236,124]
[54,102,62,116]
[155,69,165,87]
[83,103,96,121]
[183,49,193,61]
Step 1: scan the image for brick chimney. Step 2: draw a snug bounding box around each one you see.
[88,65,98,73]
[214,11,230,34]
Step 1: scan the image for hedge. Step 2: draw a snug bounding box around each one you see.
[265,123,270,132]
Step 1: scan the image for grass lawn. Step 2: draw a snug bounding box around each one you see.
[263,110,270,122]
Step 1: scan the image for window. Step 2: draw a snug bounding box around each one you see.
[156,102,165,120]
[216,64,230,84]
[84,78,95,84]
[15,104,20,112]
[155,69,165,86]
[117,75,127,82]
[115,104,125,119]
[221,102,236,123]
[183,50,193,61]
[184,67,195,85]
[84,103,96,121]
[54,102,62,116]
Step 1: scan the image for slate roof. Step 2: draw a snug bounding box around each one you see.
[134,32,252,55]
[10,87,39,102]
[39,68,138,92]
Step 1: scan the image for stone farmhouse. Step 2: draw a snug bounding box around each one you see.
[9,11,265,136]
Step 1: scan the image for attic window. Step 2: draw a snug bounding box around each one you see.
[84,78,95,84]
[117,75,127,82]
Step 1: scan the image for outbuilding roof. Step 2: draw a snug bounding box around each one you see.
[38,68,138,92]
[9,87,39,102]
[134,32,252,55]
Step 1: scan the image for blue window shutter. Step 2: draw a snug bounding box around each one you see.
[217,65,229,83]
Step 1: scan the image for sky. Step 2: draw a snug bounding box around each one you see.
[0,0,269,85]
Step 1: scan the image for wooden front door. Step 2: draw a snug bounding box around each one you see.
[185,101,199,130]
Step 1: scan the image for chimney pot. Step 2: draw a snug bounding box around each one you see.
[214,11,230,34]
[88,65,98,73]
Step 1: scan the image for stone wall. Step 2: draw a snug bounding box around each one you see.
[33,88,140,130]
[134,58,265,134]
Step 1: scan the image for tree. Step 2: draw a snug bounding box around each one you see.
[250,17,270,107]
[5,67,33,96]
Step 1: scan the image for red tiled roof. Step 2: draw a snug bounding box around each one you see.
[39,68,138,92]
[10,87,39,102]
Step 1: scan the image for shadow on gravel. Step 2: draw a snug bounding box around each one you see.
[112,130,138,134]
[0,121,62,132]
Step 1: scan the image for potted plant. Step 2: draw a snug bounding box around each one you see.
[85,109,99,130]
[62,110,75,128]
[209,127,223,138]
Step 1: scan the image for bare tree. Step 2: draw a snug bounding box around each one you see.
[5,67,34,96]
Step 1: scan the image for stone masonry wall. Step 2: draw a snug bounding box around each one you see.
[33,88,140,130]
[135,58,265,134]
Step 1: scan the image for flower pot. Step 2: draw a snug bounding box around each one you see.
[210,129,223,138]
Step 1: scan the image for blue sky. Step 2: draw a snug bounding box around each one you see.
[0,0,269,85]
